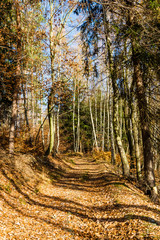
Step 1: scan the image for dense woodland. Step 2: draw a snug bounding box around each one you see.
[0,0,160,238]
[0,0,160,202]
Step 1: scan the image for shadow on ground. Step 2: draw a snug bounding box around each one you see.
[0,151,160,239]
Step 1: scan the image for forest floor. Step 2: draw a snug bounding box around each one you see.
[0,148,160,239]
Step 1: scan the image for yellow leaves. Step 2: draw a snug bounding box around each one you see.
[92,150,111,162]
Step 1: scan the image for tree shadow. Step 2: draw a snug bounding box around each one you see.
[0,193,103,239]
[1,167,160,225]
[0,153,160,239]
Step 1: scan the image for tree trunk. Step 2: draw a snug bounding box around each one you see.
[45,90,55,156]
[112,84,130,176]
[102,96,105,151]
[73,78,76,152]
[131,97,141,180]
[95,95,98,137]
[124,100,134,167]
[30,61,35,130]
[132,47,158,199]
[109,83,116,165]
[76,82,80,152]
[9,89,18,154]
[40,90,45,150]
[119,98,123,140]
[100,87,103,147]
[103,14,130,176]
[56,103,60,153]
[9,0,21,154]
[106,80,110,151]
[89,97,99,151]
[45,0,56,156]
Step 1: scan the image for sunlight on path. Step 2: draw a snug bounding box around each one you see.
[0,153,160,239]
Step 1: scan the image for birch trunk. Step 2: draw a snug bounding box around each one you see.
[89,97,99,151]
[95,96,98,136]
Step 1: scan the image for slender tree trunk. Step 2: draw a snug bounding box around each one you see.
[22,82,32,144]
[35,71,39,127]
[100,87,103,147]
[40,90,45,150]
[16,93,21,135]
[103,9,130,176]
[76,82,80,152]
[89,97,99,151]
[102,97,105,151]
[45,0,56,155]
[22,83,29,128]
[45,90,55,156]
[112,82,130,176]
[30,61,35,130]
[46,0,68,155]
[109,83,116,165]
[119,98,123,140]
[9,0,21,154]
[95,95,98,137]
[131,97,141,180]
[106,80,110,151]
[56,103,60,153]
[73,78,76,152]
[124,100,134,167]
[9,89,18,154]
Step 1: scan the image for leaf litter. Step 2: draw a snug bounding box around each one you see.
[0,149,160,239]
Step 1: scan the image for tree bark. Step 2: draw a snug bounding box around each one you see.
[73,78,76,152]
[103,9,130,176]
[102,96,105,151]
[89,97,99,152]
[9,0,21,154]
[112,81,130,176]
[45,0,56,156]
[40,90,45,150]
[132,46,158,199]
[109,82,116,165]
[106,80,110,152]
[131,97,141,180]
[45,90,55,156]
[56,103,60,153]
[76,81,80,152]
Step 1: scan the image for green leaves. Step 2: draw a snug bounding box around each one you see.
[149,0,160,10]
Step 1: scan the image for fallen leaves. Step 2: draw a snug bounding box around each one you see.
[0,151,159,239]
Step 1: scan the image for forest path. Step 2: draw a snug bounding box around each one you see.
[0,151,160,239]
